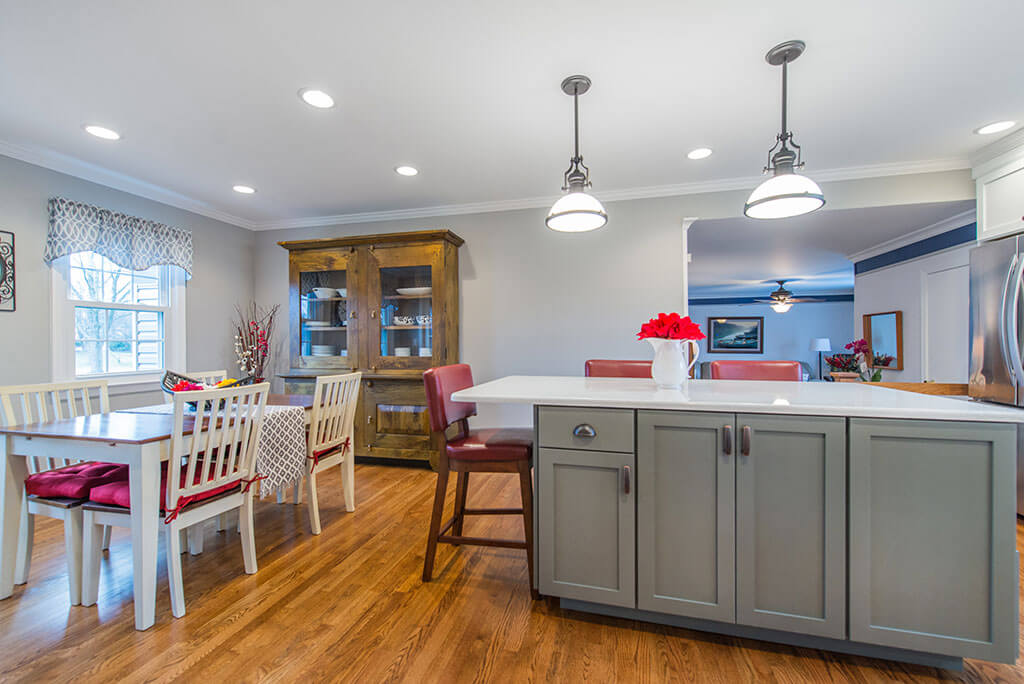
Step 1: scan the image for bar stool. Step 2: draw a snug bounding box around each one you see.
[709,360,802,381]
[422,364,537,597]
[584,359,653,378]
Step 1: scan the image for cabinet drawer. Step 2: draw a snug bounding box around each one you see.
[538,406,634,452]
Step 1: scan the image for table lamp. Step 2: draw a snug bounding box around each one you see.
[810,338,832,380]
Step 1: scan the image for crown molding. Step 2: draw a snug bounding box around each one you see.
[846,208,976,263]
[0,139,969,233]
[249,157,970,231]
[969,127,1024,175]
[0,139,258,230]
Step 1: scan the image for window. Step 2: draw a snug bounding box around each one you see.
[52,252,185,383]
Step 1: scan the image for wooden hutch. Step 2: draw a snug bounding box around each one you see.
[278,230,463,467]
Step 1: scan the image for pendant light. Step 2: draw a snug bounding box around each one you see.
[546,75,608,232]
[744,41,825,220]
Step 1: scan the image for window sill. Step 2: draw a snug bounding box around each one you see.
[77,372,165,396]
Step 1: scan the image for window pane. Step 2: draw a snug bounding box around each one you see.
[75,341,105,375]
[104,270,133,303]
[70,252,103,269]
[69,268,104,301]
[133,276,161,305]
[75,307,106,340]
[137,311,161,340]
[137,340,162,370]
[106,310,133,340]
[107,341,135,373]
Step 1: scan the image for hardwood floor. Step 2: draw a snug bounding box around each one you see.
[1,464,1022,683]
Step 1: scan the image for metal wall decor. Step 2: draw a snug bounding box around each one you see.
[0,230,14,311]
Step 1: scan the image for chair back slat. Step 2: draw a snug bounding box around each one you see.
[0,380,110,472]
[309,373,362,457]
[168,383,268,512]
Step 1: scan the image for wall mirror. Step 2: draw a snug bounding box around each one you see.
[863,310,903,369]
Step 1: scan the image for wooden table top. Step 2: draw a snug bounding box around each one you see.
[0,394,314,445]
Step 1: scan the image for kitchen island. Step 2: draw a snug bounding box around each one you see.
[451,377,1024,669]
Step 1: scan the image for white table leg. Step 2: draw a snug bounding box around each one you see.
[129,444,161,630]
[0,435,28,599]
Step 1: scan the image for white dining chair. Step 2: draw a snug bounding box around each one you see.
[298,372,361,534]
[0,380,119,604]
[81,383,269,618]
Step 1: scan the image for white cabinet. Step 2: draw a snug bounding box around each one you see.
[974,134,1024,241]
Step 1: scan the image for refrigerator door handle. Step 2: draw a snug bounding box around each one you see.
[1007,253,1024,386]
[999,254,1018,383]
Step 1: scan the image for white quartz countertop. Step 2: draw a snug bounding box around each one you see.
[451,376,1024,423]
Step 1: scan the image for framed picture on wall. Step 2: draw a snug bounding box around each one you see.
[707,316,763,353]
[0,230,13,312]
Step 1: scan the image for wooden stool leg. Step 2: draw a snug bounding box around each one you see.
[518,460,539,599]
[452,472,469,540]
[422,463,450,582]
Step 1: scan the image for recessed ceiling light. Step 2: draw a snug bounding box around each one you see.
[83,124,121,140]
[298,88,335,109]
[975,120,1016,135]
[687,147,713,160]
[394,165,419,177]
[232,185,256,194]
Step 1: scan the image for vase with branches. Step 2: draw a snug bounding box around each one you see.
[234,302,279,381]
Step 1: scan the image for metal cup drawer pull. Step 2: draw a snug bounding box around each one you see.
[572,423,597,438]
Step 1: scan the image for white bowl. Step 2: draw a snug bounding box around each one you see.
[312,287,338,299]
[395,347,411,357]
[337,288,347,297]
[396,287,432,296]
[419,347,432,357]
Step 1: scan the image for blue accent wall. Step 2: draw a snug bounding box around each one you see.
[689,294,854,306]
[854,223,977,275]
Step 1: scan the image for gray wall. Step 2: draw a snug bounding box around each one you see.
[0,155,255,406]
[254,169,973,427]
[689,301,854,379]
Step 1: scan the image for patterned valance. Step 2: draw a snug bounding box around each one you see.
[44,197,193,277]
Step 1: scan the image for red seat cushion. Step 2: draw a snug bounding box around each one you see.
[446,427,533,462]
[89,464,240,512]
[24,463,129,500]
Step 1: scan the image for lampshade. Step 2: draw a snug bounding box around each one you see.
[744,172,825,219]
[770,301,793,313]
[546,191,608,232]
[810,337,832,352]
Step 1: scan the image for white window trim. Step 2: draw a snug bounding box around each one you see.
[50,256,186,391]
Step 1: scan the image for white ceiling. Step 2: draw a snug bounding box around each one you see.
[0,1,1020,229]
[688,199,975,297]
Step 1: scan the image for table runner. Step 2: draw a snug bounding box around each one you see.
[116,404,307,496]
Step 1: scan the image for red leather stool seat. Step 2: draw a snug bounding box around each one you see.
[446,427,533,462]
[24,463,129,500]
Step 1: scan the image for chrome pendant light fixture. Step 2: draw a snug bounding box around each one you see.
[546,75,608,232]
[744,41,825,220]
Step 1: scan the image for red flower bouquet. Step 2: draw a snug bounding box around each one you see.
[637,313,706,341]
[171,380,204,392]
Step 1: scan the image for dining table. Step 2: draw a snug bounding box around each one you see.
[0,393,313,631]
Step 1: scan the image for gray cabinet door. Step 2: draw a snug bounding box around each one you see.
[538,447,635,607]
[636,410,735,622]
[849,419,1018,663]
[735,414,846,639]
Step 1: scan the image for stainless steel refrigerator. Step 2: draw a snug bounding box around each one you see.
[969,235,1024,514]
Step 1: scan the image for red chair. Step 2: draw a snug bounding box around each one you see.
[709,360,802,381]
[422,364,536,597]
[584,359,653,378]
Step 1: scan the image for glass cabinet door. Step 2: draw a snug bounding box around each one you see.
[366,245,441,370]
[289,251,355,369]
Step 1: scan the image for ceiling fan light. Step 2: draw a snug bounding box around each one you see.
[744,172,825,219]
[770,301,793,313]
[546,191,608,232]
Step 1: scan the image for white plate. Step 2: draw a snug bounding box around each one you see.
[396,287,432,296]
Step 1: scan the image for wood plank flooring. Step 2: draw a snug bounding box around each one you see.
[1,464,1022,683]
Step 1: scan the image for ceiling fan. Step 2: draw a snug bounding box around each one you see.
[753,280,824,313]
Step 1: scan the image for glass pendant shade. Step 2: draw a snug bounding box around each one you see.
[546,191,608,232]
[744,172,825,219]
[770,301,793,313]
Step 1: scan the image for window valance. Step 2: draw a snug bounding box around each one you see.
[44,197,193,277]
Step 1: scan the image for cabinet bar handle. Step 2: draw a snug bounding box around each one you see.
[740,425,752,456]
[722,425,733,455]
[572,423,596,438]
[623,465,631,495]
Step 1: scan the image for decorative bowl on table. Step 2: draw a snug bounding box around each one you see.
[396,287,431,296]
[160,371,256,409]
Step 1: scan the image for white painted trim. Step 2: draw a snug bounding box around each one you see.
[846,208,977,262]
[0,138,968,232]
[969,128,1024,174]
[0,139,259,230]
[680,218,698,316]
